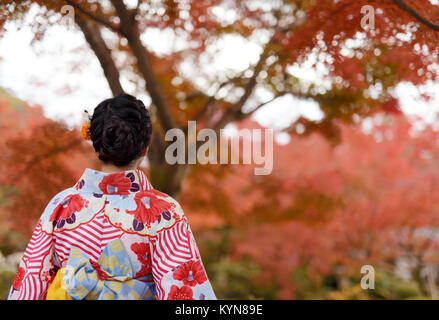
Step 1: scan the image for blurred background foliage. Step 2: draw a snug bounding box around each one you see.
[3,0,439,299]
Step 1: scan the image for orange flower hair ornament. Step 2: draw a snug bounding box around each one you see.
[81,109,91,141]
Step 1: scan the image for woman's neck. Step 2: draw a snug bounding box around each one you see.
[100,161,140,173]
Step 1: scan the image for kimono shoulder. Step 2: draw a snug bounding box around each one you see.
[38,172,186,237]
[148,189,187,233]
[39,187,77,234]
[104,187,186,237]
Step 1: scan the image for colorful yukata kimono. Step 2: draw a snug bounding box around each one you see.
[7,168,216,300]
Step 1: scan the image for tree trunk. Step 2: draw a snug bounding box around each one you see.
[147,130,189,197]
[74,13,124,96]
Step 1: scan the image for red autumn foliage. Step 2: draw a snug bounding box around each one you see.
[181,116,439,298]
[0,90,96,241]
[2,0,439,299]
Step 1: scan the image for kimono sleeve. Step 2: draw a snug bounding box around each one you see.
[7,191,66,300]
[149,202,216,300]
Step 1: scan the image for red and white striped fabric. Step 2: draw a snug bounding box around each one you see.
[54,210,123,264]
[15,220,52,300]
[151,219,193,299]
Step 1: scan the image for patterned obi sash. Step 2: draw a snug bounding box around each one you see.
[47,239,155,300]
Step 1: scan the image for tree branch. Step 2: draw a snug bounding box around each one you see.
[75,13,124,96]
[189,79,235,126]
[212,36,275,132]
[63,0,122,35]
[245,92,288,117]
[393,0,439,31]
[135,0,142,17]
[110,0,179,132]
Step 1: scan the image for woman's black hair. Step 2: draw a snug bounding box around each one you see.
[89,93,152,167]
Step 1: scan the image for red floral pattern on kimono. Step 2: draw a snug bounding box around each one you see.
[98,172,132,195]
[168,285,194,300]
[7,168,216,300]
[131,242,152,277]
[12,267,26,290]
[127,190,172,229]
[173,260,208,287]
[49,194,86,228]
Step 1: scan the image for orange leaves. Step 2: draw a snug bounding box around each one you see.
[281,0,439,91]
[3,0,437,139]
[2,121,88,234]
[0,98,95,238]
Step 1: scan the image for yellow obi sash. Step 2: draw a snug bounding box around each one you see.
[47,267,71,300]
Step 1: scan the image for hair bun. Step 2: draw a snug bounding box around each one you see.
[89,94,152,167]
